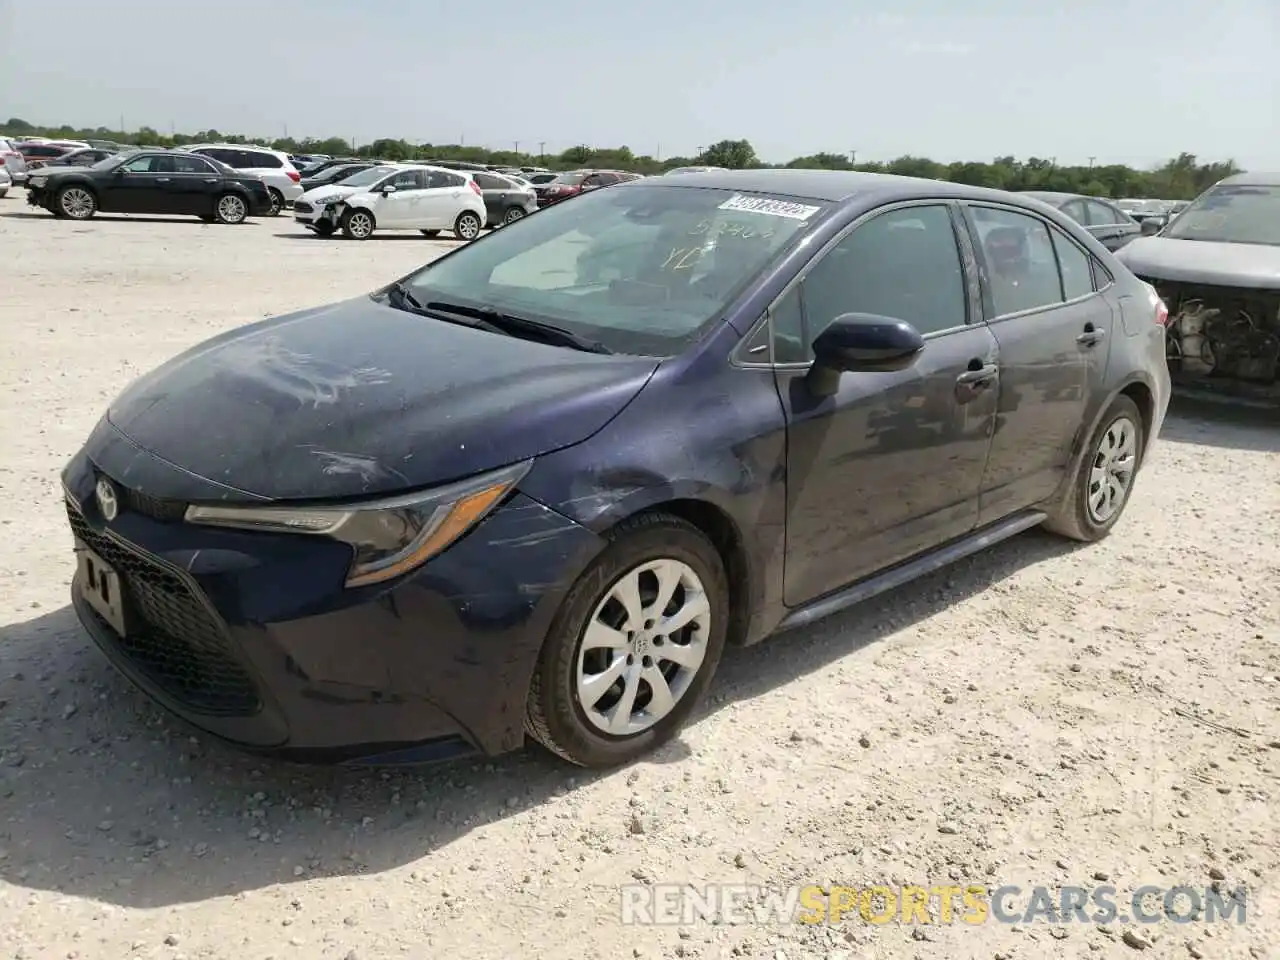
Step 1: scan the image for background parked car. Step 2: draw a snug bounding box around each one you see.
[299,161,381,192]
[25,150,271,223]
[0,166,10,197]
[0,137,29,185]
[26,146,119,171]
[1020,191,1142,251]
[185,143,302,216]
[663,165,728,175]
[295,156,364,178]
[15,140,90,170]
[537,169,631,207]
[320,164,488,241]
[471,170,539,227]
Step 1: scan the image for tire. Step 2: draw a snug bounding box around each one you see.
[502,206,526,226]
[526,513,729,768]
[313,220,336,237]
[199,215,216,223]
[419,229,440,238]
[341,207,375,240]
[453,210,482,241]
[56,185,97,220]
[265,188,284,217]
[0,188,8,199]
[1044,395,1145,542]
[214,193,248,224]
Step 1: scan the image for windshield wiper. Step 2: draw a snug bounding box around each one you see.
[424,301,613,354]
[385,281,430,314]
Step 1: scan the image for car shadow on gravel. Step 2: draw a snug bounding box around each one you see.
[272,233,469,242]
[0,529,1080,908]
[0,212,259,226]
[1161,396,1280,453]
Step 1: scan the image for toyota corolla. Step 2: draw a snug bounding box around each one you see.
[63,170,1170,767]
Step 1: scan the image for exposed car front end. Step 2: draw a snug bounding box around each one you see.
[293,186,354,230]
[60,296,660,762]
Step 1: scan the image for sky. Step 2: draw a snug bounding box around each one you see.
[2,0,1277,170]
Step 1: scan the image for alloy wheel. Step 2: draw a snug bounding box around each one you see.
[1087,415,1137,524]
[217,195,247,224]
[575,558,710,737]
[456,213,481,240]
[347,212,373,238]
[60,188,95,219]
[503,207,525,226]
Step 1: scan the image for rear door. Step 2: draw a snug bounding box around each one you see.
[163,155,222,214]
[960,202,1116,522]
[418,170,470,227]
[768,201,1000,604]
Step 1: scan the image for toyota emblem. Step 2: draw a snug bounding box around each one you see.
[95,478,119,522]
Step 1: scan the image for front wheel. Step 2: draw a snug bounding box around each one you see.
[1044,395,1145,542]
[420,229,440,238]
[57,185,97,220]
[214,193,248,224]
[313,220,336,237]
[453,210,482,240]
[341,207,375,239]
[526,513,729,768]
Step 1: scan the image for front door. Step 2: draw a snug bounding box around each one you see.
[961,202,1116,522]
[105,154,166,213]
[774,202,999,607]
[373,168,427,228]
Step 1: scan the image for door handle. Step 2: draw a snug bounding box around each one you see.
[155,177,170,183]
[203,178,217,183]
[956,363,998,386]
[1077,325,1106,346]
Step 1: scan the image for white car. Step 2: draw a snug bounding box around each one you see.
[0,166,10,197]
[293,164,405,234]
[184,143,303,216]
[321,165,488,241]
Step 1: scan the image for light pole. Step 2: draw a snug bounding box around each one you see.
[1088,156,1096,168]
[513,140,520,156]
[538,141,546,160]
[849,149,857,166]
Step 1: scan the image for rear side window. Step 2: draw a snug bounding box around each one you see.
[1084,200,1120,225]
[245,151,283,169]
[172,155,215,174]
[195,148,233,165]
[1050,228,1093,300]
[472,172,505,190]
[970,206,1064,317]
[20,145,65,158]
[802,205,968,338]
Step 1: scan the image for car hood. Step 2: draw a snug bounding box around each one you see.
[28,165,95,177]
[301,183,361,203]
[99,296,659,502]
[1116,236,1280,290]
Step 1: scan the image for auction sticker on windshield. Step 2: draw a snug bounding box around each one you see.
[718,195,822,220]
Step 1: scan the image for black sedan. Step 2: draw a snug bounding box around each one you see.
[1019,191,1143,251]
[62,170,1170,767]
[26,150,272,223]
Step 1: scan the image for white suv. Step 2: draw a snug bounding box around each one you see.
[323,165,488,241]
[185,143,302,216]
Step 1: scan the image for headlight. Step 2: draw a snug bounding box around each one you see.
[184,460,532,588]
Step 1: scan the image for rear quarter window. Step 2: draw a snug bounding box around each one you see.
[245,151,283,169]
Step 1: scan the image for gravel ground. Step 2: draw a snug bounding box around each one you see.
[1,201,1278,960]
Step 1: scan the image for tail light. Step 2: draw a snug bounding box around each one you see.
[286,170,301,183]
[468,179,482,196]
[1155,299,1170,327]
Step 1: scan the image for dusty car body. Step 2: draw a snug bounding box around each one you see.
[1115,171,1280,403]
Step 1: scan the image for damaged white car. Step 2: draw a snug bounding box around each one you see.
[1116,171,1280,402]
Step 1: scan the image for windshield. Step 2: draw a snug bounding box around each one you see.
[336,165,397,188]
[1162,184,1280,246]
[91,153,129,172]
[400,183,827,356]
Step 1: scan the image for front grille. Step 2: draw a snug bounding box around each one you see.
[67,499,261,717]
[293,200,313,214]
[118,485,188,522]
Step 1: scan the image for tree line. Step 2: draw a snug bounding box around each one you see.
[2,118,1240,201]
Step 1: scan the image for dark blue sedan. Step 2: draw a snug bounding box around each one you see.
[62,169,1171,767]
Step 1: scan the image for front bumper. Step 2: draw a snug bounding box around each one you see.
[61,444,604,764]
[293,199,342,227]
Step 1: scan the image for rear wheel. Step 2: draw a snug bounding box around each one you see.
[419,229,440,238]
[265,188,284,217]
[453,210,482,240]
[502,206,526,226]
[341,207,375,239]
[214,193,248,224]
[1044,395,1145,542]
[57,185,97,220]
[526,513,728,768]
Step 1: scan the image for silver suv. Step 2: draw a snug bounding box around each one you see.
[0,138,30,185]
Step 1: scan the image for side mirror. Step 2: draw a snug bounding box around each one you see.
[1140,218,1163,236]
[381,184,397,194]
[807,313,925,397]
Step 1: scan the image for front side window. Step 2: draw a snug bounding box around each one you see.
[1162,183,1280,246]
[802,205,968,339]
[401,184,826,356]
[384,169,424,190]
[1060,199,1087,224]
[970,206,1064,317]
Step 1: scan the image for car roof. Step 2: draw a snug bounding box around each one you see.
[1215,170,1280,187]
[1019,190,1080,204]
[647,168,1065,206]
